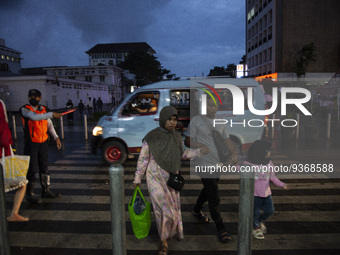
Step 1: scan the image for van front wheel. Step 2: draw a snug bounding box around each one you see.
[102,141,127,165]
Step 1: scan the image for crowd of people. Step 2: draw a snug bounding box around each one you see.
[0,89,290,254]
[133,97,289,254]
[82,97,104,117]
[64,97,105,121]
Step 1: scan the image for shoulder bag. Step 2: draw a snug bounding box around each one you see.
[167,171,185,191]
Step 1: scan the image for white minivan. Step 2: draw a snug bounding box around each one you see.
[91,78,266,164]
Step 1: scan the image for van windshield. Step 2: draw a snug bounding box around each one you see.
[119,91,160,117]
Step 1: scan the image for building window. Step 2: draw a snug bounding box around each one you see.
[268,26,272,40]
[268,10,272,24]
[85,76,92,82]
[0,63,9,71]
[263,30,267,43]
[263,14,267,27]
[62,83,72,89]
[100,75,105,82]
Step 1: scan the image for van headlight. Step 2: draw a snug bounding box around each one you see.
[93,126,103,136]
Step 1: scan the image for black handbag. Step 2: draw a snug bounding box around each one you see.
[200,115,230,163]
[167,172,185,191]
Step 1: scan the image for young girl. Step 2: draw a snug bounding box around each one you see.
[245,140,289,239]
[133,106,204,255]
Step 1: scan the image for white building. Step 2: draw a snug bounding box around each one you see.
[0,64,126,111]
[0,75,111,112]
[44,65,125,103]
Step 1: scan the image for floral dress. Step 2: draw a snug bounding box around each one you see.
[134,141,200,241]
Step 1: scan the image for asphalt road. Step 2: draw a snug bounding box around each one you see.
[4,121,340,255]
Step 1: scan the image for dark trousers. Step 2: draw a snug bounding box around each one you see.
[24,141,49,183]
[194,178,225,232]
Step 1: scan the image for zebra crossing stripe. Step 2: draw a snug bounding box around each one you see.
[6,147,340,254]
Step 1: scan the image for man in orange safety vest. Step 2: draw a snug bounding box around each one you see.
[20,89,62,203]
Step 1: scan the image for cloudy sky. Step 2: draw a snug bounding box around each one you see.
[0,0,245,77]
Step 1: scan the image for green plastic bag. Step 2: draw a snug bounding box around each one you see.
[128,186,151,239]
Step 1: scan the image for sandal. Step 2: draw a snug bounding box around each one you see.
[218,230,232,243]
[252,228,264,239]
[158,243,168,255]
[192,211,210,223]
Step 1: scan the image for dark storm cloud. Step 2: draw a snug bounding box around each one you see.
[48,0,169,43]
[146,0,245,76]
[0,0,244,77]
[0,0,24,10]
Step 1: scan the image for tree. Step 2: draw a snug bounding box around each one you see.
[239,55,246,64]
[117,50,172,86]
[296,43,316,78]
[208,66,228,76]
[208,64,236,78]
[226,64,236,78]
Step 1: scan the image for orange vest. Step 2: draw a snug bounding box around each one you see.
[21,104,49,143]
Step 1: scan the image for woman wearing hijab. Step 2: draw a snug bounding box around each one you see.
[133,106,204,255]
[245,140,289,239]
[0,100,29,221]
